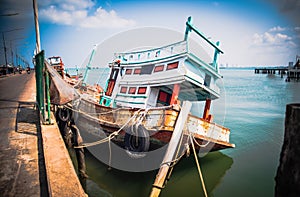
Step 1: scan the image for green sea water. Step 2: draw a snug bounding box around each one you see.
[71,69,300,197]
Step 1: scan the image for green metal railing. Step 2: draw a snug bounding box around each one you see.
[35,50,45,119]
[35,50,52,124]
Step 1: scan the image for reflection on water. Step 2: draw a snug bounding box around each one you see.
[81,150,233,197]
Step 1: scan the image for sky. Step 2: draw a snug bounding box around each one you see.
[0,0,300,68]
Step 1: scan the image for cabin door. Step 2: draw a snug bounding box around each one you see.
[105,68,119,96]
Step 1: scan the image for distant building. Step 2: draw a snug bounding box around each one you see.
[286,55,300,81]
[288,62,294,69]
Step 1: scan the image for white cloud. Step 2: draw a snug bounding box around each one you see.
[269,26,286,32]
[252,30,296,48]
[39,0,136,28]
[40,0,94,10]
[80,7,135,28]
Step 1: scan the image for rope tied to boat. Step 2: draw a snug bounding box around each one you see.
[189,133,208,197]
[191,134,210,148]
[63,102,126,116]
[74,109,143,149]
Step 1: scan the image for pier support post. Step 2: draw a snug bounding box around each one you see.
[275,103,300,196]
[150,101,192,197]
[71,123,88,191]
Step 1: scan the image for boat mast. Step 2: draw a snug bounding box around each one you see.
[185,16,223,54]
[82,44,97,84]
[184,16,223,71]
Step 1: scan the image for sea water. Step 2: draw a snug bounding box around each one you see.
[74,68,300,197]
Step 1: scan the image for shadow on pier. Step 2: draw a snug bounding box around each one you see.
[0,98,49,196]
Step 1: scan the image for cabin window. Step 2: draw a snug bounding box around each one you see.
[120,86,127,94]
[128,87,137,94]
[204,74,211,87]
[166,62,179,70]
[141,65,154,74]
[138,87,147,94]
[125,69,132,75]
[154,65,164,72]
[134,68,141,74]
[157,90,171,105]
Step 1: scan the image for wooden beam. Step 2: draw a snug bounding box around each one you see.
[203,98,211,121]
[149,101,192,197]
[170,84,181,105]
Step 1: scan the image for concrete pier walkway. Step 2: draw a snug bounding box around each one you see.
[0,72,86,196]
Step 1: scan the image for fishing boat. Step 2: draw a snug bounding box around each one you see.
[48,17,235,173]
[48,56,65,78]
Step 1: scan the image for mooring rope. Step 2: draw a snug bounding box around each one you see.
[108,133,113,170]
[63,102,127,116]
[189,133,208,197]
[74,109,143,149]
[191,134,210,148]
[160,129,189,168]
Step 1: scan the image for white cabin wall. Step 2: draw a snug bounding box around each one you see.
[146,88,159,108]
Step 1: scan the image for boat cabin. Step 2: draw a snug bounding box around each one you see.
[99,17,223,109]
[100,42,221,109]
[48,56,65,78]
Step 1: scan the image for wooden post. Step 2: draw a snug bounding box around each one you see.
[71,123,88,192]
[170,84,180,105]
[203,98,211,121]
[150,101,192,197]
[275,104,300,196]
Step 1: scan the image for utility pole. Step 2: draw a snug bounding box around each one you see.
[2,32,8,68]
[10,41,14,66]
[0,12,19,74]
[33,0,41,53]
[1,28,24,74]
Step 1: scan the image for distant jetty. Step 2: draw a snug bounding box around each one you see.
[286,58,300,82]
[254,56,300,82]
[254,67,288,75]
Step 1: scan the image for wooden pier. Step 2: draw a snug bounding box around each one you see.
[0,71,86,196]
[286,59,300,81]
[254,67,288,75]
[286,68,300,81]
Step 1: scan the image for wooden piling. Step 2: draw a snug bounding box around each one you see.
[275,103,300,196]
[149,101,192,197]
[70,123,88,191]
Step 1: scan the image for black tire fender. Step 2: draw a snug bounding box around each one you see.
[124,124,150,152]
[57,107,70,122]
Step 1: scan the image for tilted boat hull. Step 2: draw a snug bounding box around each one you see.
[73,98,234,153]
